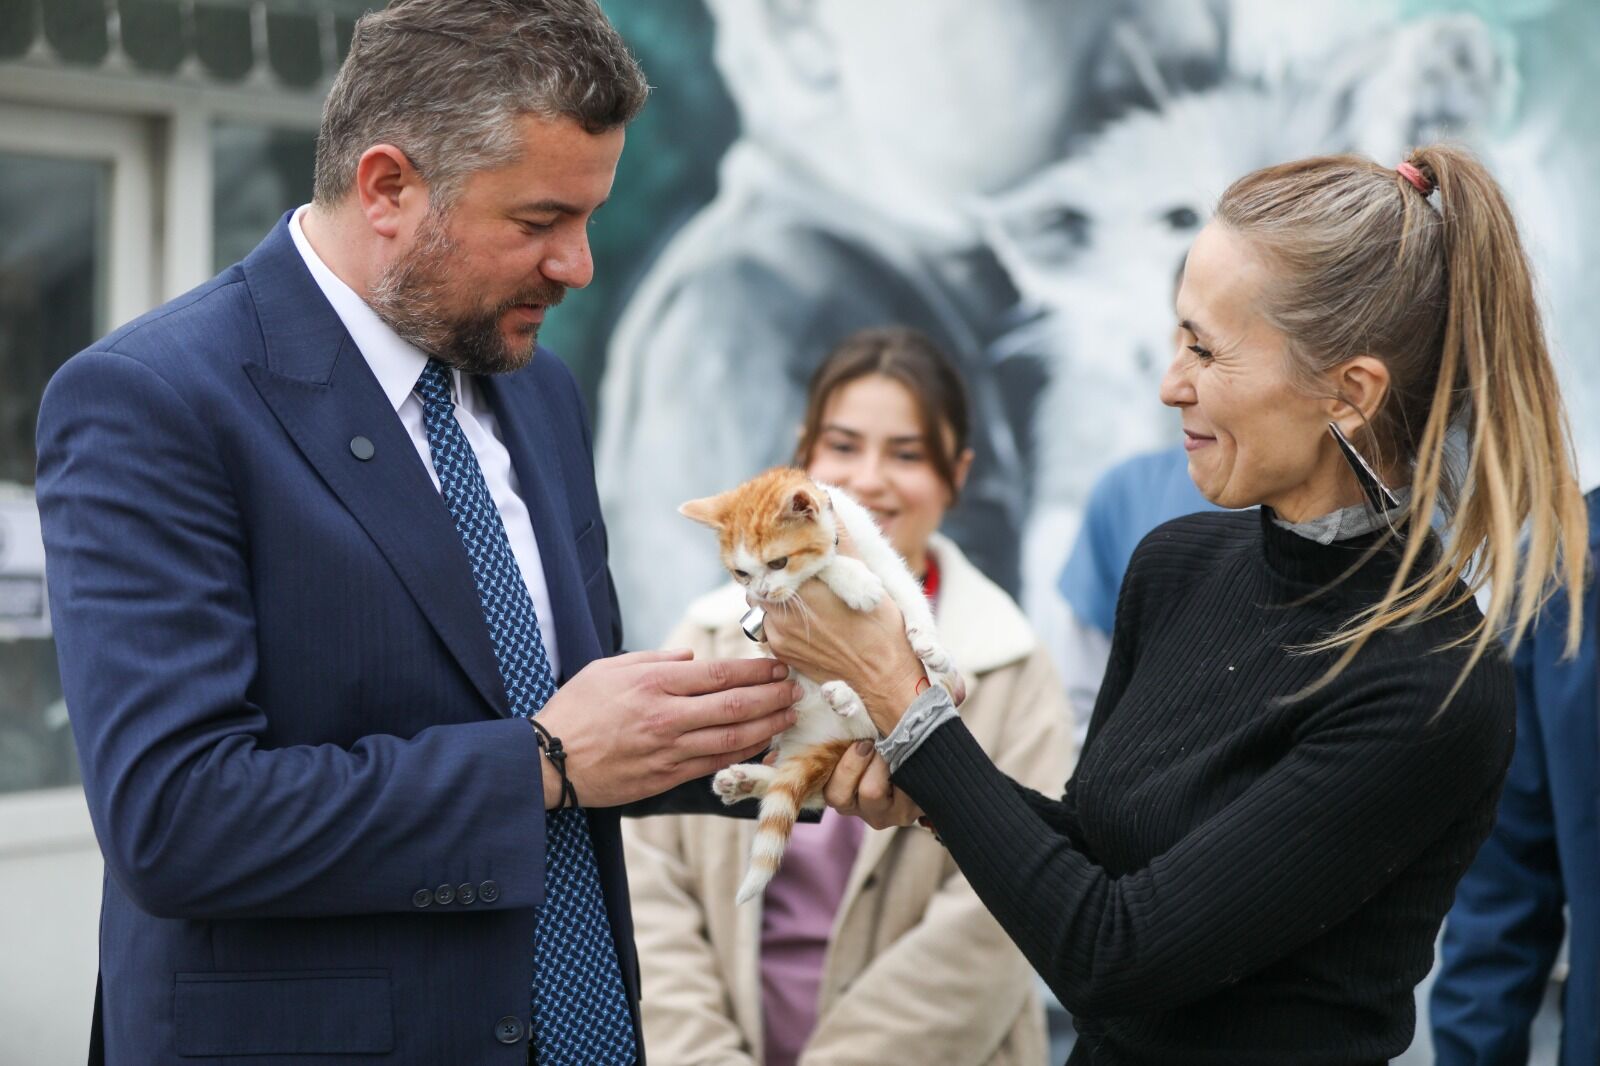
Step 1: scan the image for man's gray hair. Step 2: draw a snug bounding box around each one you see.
[313,0,649,207]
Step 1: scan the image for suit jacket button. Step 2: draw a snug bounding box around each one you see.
[478,880,500,903]
[411,888,432,908]
[434,883,455,905]
[457,882,476,904]
[349,435,375,461]
[494,1015,523,1044]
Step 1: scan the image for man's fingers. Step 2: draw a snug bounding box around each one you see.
[608,647,695,666]
[675,742,772,783]
[677,706,795,759]
[668,678,801,734]
[655,655,792,698]
[823,740,874,809]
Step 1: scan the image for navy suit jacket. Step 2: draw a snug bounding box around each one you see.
[36,217,716,1064]
[1431,489,1600,1066]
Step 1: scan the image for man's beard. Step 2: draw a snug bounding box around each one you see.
[368,209,565,376]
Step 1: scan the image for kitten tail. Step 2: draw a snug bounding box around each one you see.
[734,739,855,905]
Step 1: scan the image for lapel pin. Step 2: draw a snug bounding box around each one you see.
[350,435,375,461]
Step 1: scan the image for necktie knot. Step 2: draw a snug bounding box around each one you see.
[414,359,455,411]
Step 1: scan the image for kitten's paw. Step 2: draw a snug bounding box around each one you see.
[906,624,957,677]
[826,559,885,611]
[819,680,868,719]
[712,764,775,805]
[906,624,966,706]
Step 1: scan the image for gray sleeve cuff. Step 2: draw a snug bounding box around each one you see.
[875,685,958,774]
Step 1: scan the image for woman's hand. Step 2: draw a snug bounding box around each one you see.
[824,739,923,830]
[760,528,929,734]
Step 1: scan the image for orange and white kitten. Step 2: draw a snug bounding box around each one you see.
[680,467,959,903]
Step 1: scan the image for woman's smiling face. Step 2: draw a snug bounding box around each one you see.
[1161,223,1352,521]
[802,373,969,574]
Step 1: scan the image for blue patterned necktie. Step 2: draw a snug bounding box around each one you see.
[414,359,635,1066]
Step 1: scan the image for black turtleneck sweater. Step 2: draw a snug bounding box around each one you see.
[894,508,1515,1066]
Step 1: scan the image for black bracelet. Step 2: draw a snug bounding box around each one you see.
[528,717,580,810]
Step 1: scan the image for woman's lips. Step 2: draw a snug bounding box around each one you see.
[1183,430,1216,452]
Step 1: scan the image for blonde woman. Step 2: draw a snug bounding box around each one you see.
[763,148,1589,1065]
[624,328,1072,1066]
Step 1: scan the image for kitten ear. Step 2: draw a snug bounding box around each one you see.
[679,493,730,529]
[781,488,822,522]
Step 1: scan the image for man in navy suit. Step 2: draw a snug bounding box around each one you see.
[34,2,799,1063]
[1430,487,1600,1066]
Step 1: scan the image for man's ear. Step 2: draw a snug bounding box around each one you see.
[1326,354,1391,437]
[353,143,428,240]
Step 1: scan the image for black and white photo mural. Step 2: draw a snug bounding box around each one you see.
[542,0,1600,657]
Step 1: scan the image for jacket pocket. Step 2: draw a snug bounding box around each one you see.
[174,969,393,1056]
[573,518,606,582]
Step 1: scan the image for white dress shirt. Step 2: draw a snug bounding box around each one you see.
[288,205,562,679]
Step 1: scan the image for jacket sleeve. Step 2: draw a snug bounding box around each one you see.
[803,648,1073,1066]
[620,616,758,1066]
[1430,636,1565,1065]
[36,351,548,920]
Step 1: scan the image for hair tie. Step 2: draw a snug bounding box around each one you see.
[1396,161,1435,196]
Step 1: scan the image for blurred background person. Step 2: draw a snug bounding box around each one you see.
[1429,486,1600,1066]
[624,326,1072,1066]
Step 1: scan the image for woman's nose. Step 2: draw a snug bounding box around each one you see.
[846,456,888,494]
[1159,347,1196,409]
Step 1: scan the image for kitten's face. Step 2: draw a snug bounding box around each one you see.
[681,468,837,604]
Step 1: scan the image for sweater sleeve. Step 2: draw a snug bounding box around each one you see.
[893,672,1511,1017]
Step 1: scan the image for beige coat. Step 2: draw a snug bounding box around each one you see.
[624,534,1074,1066]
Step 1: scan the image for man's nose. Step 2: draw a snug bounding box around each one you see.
[541,226,595,290]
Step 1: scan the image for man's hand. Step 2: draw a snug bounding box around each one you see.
[535,648,800,809]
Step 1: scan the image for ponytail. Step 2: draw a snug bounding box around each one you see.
[1216,146,1587,704]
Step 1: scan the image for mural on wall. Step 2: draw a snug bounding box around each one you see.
[560,0,1600,650]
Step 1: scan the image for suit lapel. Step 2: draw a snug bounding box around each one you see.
[240,217,511,717]
[481,369,601,682]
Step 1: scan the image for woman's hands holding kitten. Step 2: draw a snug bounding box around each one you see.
[761,524,934,830]
[760,525,932,736]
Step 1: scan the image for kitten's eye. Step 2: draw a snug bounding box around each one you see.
[732,569,749,581]
[767,557,789,571]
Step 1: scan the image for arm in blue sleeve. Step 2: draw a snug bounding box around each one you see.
[38,351,547,921]
[1430,637,1565,1065]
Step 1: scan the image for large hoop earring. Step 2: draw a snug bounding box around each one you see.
[1328,422,1401,512]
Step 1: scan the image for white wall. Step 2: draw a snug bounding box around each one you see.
[0,789,100,1064]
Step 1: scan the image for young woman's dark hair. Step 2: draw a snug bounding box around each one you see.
[794,326,971,500]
